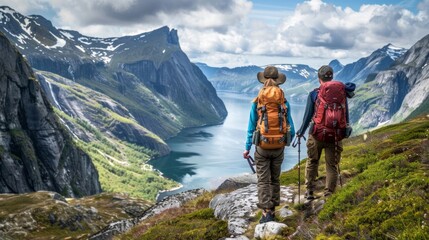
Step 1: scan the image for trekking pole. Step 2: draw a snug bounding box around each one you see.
[247,156,256,174]
[292,135,306,204]
[334,132,343,188]
[337,161,343,187]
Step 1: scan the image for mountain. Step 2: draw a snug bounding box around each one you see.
[195,63,318,101]
[328,59,344,73]
[0,6,227,142]
[336,44,407,83]
[0,31,101,197]
[349,34,429,132]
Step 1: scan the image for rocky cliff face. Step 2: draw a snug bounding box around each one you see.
[349,34,429,132]
[0,32,101,197]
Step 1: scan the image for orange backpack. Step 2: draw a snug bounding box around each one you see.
[252,80,291,149]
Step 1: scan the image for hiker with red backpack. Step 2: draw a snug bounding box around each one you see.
[296,65,355,200]
[243,66,295,223]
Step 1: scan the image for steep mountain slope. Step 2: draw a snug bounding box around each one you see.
[36,71,177,200]
[0,31,101,197]
[0,6,227,142]
[349,34,429,133]
[336,44,407,83]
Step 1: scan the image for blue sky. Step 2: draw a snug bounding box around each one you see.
[2,0,428,68]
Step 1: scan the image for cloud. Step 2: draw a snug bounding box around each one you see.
[2,0,428,67]
[276,0,429,59]
[47,0,251,33]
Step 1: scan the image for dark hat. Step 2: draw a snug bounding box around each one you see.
[257,66,286,85]
[318,65,334,81]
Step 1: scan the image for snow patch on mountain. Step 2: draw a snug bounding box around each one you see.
[299,69,310,78]
[106,43,124,51]
[60,30,74,40]
[76,45,85,53]
[78,37,92,45]
[385,44,407,60]
[274,64,292,71]
[46,32,66,49]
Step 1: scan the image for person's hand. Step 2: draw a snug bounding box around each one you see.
[296,132,303,138]
[243,150,250,159]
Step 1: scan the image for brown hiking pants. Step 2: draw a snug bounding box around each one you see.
[254,147,284,209]
[305,134,343,195]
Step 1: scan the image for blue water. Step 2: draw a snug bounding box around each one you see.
[150,92,307,200]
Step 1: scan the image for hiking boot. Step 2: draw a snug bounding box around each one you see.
[270,207,276,218]
[305,190,315,200]
[259,209,275,224]
[324,191,333,198]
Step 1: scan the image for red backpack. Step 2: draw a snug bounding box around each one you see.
[312,80,347,142]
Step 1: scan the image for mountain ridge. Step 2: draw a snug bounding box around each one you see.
[0,6,227,142]
[335,43,407,83]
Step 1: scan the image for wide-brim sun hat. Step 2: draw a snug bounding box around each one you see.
[257,66,286,85]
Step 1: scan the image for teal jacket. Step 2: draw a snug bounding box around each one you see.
[245,101,295,151]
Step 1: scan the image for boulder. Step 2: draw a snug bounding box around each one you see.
[254,222,287,240]
[216,173,257,192]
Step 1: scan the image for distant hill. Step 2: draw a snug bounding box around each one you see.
[195,62,318,102]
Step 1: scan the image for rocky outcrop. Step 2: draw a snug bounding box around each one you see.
[89,188,206,240]
[209,184,294,235]
[0,32,101,197]
[215,173,257,192]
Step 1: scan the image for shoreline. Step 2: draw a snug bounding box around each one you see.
[155,184,184,202]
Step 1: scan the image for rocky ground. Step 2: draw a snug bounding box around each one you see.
[0,191,151,239]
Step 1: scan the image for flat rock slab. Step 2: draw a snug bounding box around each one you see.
[210,184,293,235]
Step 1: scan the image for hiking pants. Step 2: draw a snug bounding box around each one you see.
[254,147,284,209]
[305,134,343,195]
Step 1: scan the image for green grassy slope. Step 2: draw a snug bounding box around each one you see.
[55,108,178,201]
[280,116,429,239]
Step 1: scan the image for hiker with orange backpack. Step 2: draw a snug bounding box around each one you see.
[243,66,295,223]
[296,65,355,200]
